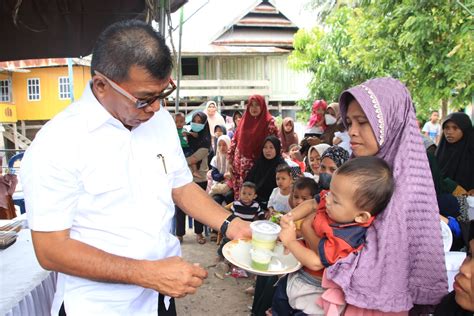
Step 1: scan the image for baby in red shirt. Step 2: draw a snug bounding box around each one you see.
[273,156,395,315]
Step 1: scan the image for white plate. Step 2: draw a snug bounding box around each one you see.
[222,239,302,276]
[440,220,453,253]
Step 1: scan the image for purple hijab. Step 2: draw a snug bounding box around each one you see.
[327,78,447,312]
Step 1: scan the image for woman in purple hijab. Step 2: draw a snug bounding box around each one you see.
[324,77,447,313]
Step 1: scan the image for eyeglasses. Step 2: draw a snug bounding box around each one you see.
[94,70,176,109]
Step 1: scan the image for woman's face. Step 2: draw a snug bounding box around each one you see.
[249,100,262,117]
[192,114,203,123]
[443,121,464,144]
[284,121,293,133]
[217,140,228,155]
[309,149,321,175]
[346,100,379,157]
[320,157,338,175]
[262,141,277,160]
[454,240,473,311]
[207,103,217,116]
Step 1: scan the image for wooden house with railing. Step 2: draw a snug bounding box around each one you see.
[167,0,311,115]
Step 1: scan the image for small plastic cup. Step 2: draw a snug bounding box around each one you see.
[250,248,273,271]
[250,221,281,271]
[250,220,281,253]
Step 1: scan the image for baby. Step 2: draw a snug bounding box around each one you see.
[273,156,395,315]
[174,112,199,177]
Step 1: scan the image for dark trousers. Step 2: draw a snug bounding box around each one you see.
[251,275,278,316]
[59,294,176,316]
[175,181,206,236]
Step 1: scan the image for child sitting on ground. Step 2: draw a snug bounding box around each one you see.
[174,112,200,177]
[215,181,265,278]
[273,156,395,315]
[268,164,293,217]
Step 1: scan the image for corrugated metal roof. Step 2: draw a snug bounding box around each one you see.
[0,57,91,70]
[181,45,289,55]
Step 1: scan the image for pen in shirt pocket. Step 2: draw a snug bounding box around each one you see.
[156,154,168,174]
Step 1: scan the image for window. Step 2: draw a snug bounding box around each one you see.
[58,76,71,99]
[0,80,11,102]
[181,57,199,76]
[27,78,41,101]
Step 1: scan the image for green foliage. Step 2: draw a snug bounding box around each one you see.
[290,0,474,121]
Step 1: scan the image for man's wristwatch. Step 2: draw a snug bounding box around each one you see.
[220,214,238,239]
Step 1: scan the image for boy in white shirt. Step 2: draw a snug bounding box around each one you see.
[268,164,293,216]
[422,110,441,143]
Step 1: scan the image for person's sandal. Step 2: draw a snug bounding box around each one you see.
[196,234,206,244]
[210,231,218,242]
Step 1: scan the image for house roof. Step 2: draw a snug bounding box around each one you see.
[169,0,315,55]
[0,57,91,72]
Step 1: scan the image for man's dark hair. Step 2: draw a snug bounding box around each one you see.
[293,177,318,197]
[91,20,173,82]
[431,110,439,114]
[242,181,257,192]
[335,156,395,216]
[276,164,292,177]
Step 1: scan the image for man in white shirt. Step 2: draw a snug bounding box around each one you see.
[20,20,250,316]
[422,110,441,144]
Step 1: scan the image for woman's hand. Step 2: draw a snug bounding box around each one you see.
[307,137,321,146]
[279,213,297,247]
[224,172,232,180]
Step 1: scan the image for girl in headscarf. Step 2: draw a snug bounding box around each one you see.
[279,117,299,154]
[228,95,279,199]
[245,135,286,209]
[209,135,232,197]
[305,99,327,136]
[292,78,447,314]
[175,111,211,244]
[205,100,226,138]
[320,102,341,145]
[435,112,474,192]
[306,144,330,182]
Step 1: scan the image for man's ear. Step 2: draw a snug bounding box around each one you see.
[354,211,372,224]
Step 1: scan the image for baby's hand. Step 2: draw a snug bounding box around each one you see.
[224,172,232,180]
[188,132,198,138]
[279,220,296,246]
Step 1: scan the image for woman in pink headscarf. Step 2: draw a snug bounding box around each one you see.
[292,78,447,314]
[205,100,225,138]
[305,99,327,136]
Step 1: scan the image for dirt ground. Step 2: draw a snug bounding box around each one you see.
[175,228,255,316]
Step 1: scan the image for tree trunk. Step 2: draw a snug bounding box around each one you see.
[441,98,448,120]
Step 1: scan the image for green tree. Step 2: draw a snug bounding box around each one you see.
[346,0,473,118]
[288,7,376,112]
[290,1,473,120]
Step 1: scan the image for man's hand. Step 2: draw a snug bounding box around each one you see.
[140,257,208,298]
[226,218,251,240]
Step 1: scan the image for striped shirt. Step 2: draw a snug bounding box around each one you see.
[231,200,264,221]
